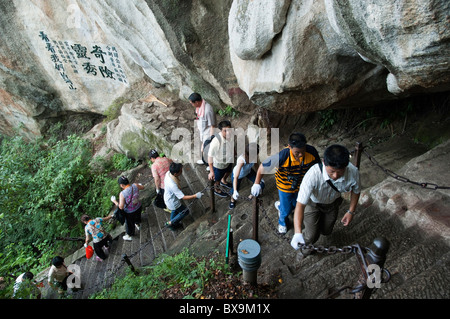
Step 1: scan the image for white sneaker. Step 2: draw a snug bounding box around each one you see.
[123,234,132,241]
[274,201,281,217]
[197,160,204,165]
[278,224,287,234]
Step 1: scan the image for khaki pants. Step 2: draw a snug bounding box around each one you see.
[302,197,343,245]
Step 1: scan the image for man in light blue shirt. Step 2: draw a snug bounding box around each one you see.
[291,144,361,253]
[164,162,203,230]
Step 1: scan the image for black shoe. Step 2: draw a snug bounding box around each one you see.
[229,201,236,209]
[220,181,232,188]
[214,190,227,198]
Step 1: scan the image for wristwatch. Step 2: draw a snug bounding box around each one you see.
[347,210,356,215]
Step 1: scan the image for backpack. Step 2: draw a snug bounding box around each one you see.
[201,135,216,165]
[153,192,166,209]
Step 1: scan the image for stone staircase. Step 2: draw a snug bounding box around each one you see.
[37,162,215,299]
[38,157,450,299]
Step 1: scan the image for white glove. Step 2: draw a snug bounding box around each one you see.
[156,188,160,194]
[84,243,88,248]
[290,233,305,250]
[251,184,262,197]
[110,195,116,202]
[196,192,203,199]
[232,190,239,200]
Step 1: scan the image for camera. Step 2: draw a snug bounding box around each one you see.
[287,174,300,190]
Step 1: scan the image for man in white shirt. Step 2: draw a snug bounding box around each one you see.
[164,162,203,229]
[207,120,235,197]
[291,145,361,253]
[189,93,217,165]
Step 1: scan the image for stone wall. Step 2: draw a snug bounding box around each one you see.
[0,0,448,143]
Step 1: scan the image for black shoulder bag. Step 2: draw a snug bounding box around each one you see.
[318,162,340,193]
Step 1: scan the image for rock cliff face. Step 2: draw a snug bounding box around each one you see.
[0,0,449,143]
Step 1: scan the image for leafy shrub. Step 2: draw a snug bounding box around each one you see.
[91,249,231,299]
[111,153,138,171]
[218,105,240,118]
[318,109,337,133]
[0,133,118,278]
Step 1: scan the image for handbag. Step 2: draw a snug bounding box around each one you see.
[113,207,125,225]
[85,245,94,259]
[154,192,166,209]
[112,185,134,225]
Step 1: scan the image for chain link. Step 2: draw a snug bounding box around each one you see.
[257,198,355,255]
[363,149,450,190]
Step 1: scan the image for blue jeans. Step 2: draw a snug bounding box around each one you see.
[170,205,189,226]
[230,169,265,196]
[278,190,298,227]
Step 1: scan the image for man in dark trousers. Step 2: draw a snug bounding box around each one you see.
[291,144,361,255]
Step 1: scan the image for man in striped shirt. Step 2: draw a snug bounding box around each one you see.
[291,144,361,253]
[251,132,320,234]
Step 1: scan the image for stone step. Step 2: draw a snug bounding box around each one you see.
[379,251,450,299]
[219,179,450,299]
[145,204,169,256]
[138,212,156,266]
[373,235,450,298]
[38,160,450,300]
[181,163,212,212]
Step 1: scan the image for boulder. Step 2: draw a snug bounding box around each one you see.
[228,0,392,113]
[326,0,450,95]
[370,139,450,243]
[0,0,449,139]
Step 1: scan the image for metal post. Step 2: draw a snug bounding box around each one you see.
[229,229,234,256]
[353,142,363,169]
[252,196,259,243]
[210,180,215,213]
[122,254,139,276]
[352,237,391,299]
[225,214,232,264]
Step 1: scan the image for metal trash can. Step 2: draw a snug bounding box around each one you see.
[237,239,262,284]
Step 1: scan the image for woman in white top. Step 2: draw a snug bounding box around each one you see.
[229,143,265,209]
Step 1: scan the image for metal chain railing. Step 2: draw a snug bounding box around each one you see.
[66,138,448,298]
[257,198,355,255]
[82,136,449,298]
[362,148,450,190]
[256,197,390,299]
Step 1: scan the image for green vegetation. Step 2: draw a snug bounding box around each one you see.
[0,127,124,298]
[111,153,139,171]
[91,249,232,299]
[218,105,240,118]
[318,109,337,133]
[103,97,131,122]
